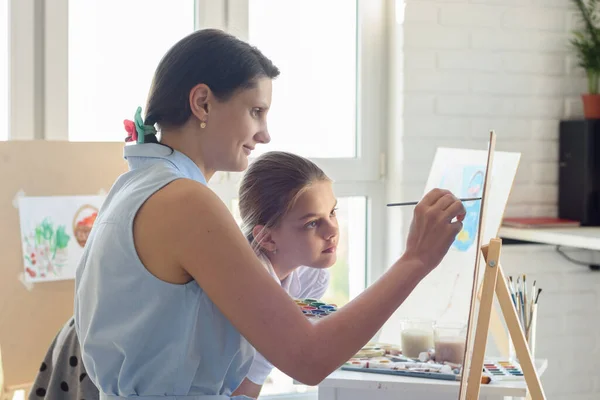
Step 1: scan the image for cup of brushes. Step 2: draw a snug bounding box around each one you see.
[507,274,541,361]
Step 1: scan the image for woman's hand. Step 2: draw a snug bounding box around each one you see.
[404,188,467,273]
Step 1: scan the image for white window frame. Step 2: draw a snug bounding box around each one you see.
[200,0,389,279]
[9,0,42,140]
[40,0,389,278]
[203,0,387,184]
[197,3,390,396]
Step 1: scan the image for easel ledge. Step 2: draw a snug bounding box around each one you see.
[464,238,546,400]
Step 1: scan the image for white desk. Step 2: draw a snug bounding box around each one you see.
[317,359,548,400]
[498,226,600,251]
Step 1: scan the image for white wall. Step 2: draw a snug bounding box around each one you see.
[384,1,600,398]
[501,245,600,399]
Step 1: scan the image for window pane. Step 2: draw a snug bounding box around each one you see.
[68,0,195,142]
[0,0,8,141]
[231,196,367,396]
[322,196,366,306]
[248,0,358,158]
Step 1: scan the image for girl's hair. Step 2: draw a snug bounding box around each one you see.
[143,28,280,130]
[238,151,331,253]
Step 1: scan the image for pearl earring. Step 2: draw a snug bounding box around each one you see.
[200,121,207,129]
[272,249,277,255]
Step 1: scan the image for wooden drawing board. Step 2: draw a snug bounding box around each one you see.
[0,141,128,387]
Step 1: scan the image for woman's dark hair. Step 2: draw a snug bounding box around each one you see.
[144,28,280,130]
[238,151,331,253]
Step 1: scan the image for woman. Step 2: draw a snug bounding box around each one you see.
[74,28,466,400]
[30,152,335,400]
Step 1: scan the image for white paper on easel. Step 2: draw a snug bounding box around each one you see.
[17,195,106,283]
[380,147,520,342]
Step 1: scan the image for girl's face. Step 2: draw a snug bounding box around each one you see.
[269,180,339,269]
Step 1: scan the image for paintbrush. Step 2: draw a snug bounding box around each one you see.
[526,282,538,338]
[530,280,536,320]
[517,277,526,330]
[515,277,521,328]
[519,289,525,332]
[386,197,482,207]
[523,274,528,330]
[534,288,542,304]
[508,276,517,307]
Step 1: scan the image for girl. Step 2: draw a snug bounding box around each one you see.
[29,152,335,400]
[233,151,338,398]
[73,28,466,400]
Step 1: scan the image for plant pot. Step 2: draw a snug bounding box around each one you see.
[581,94,600,119]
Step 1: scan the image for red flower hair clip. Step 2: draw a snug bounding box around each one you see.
[124,119,137,142]
[124,106,157,143]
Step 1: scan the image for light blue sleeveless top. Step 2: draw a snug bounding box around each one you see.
[74,143,255,400]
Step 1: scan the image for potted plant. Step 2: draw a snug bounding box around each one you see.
[570,0,600,118]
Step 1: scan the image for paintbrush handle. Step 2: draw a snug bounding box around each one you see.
[386,197,481,207]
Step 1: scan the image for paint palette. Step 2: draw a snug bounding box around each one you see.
[342,355,462,382]
[483,360,524,380]
[295,298,338,319]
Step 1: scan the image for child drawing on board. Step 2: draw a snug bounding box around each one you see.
[29,151,336,400]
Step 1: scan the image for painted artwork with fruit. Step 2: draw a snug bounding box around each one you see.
[18,195,105,283]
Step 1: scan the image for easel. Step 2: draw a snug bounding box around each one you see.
[449,131,544,399]
[462,238,546,399]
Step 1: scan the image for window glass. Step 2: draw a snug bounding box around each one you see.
[247,0,358,158]
[68,0,195,141]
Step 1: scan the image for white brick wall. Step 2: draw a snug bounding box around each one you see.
[501,246,600,399]
[385,1,600,398]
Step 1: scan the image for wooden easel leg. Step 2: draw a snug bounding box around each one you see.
[495,264,546,399]
[526,392,533,400]
[465,239,502,399]
[476,268,511,359]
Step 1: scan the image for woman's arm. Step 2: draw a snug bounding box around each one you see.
[143,180,464,386]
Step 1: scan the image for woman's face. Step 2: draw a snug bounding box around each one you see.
[199,78,273,172]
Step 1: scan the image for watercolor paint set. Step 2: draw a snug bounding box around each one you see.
[341,343,465,383]
[340,343,499,384]
[342,355,462,382]
[295,298,337,319]
[483,360,524,381]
